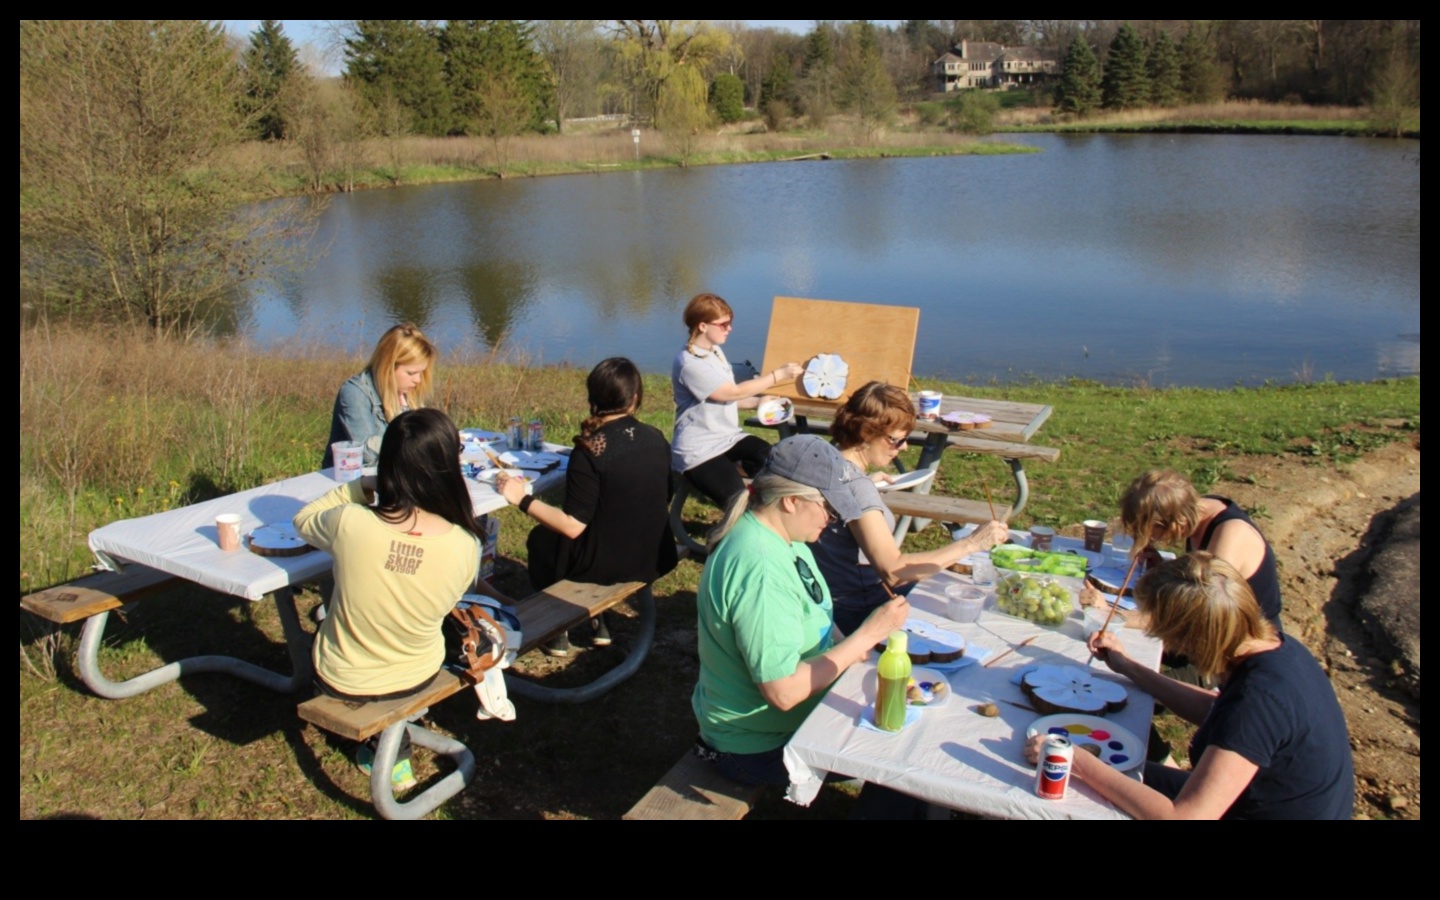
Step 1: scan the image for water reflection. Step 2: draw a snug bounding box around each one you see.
[242,134,1419,387]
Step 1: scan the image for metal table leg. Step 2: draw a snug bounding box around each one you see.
[368,715,476,821]
[1006,457,1030,518]
[507,586,655,704]
[76,587,313,699]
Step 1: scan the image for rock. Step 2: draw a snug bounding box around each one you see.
[1388,795,1409,812]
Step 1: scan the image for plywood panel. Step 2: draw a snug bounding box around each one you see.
[760,297,920,407]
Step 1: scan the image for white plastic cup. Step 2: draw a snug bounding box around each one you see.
[945,585,988,623]
[971,557,997,587]
[216,513,242,552]
[1109,533,1135,566]
[331,440,364,482]
[1084,606,1126,639]
[917,390,942,419]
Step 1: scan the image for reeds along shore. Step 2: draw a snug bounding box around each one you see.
[19,323,1420,597]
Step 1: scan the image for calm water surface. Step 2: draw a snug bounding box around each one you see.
[247,134,1420,387]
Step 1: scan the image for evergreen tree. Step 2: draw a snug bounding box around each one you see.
[799,23,837,126]
[1147,32,1182,107]
[710,73,745,123]
[1054,35,1101,117]
[839,21,896,138]
[444,20,552,135]
[1101,23,1150,110]
[242,20,298,140]
[345,20,452,136]
[1179,24,1225,103]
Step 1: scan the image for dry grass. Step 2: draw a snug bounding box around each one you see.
[998,99,1375,129]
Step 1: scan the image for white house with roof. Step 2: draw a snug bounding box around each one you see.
[934,40,1062,92]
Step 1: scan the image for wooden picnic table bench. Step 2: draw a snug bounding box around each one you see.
[297,579,652,820]
[624,748,764,820]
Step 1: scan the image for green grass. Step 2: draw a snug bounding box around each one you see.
[19,325,1419,818]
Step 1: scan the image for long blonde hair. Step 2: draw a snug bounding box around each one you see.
[1135,553,1277,680]
[1120,468,1203,552]
[708,472,825,545]
[368,323,437,422]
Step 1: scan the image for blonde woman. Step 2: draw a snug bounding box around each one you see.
[671,292,803,508]
[1028,554,1352,819]
[323,323,437,468]
[693,435,909,786]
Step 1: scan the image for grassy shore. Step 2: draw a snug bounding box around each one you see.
[995,99,1420,137]
[19,326,1419,818]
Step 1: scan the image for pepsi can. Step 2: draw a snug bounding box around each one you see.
[507,416,523,449]
[1034,734,1074,800]
[527,419,544,452]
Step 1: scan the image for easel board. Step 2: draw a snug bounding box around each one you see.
[760,296,920,405]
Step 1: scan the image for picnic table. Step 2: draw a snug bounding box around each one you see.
[79,459,566,700]
[782,563,1163,820]
[762,392,1055,536]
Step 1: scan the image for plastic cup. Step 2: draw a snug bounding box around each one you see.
[1029,525,1055,551]
[1082,519,1108,553]
[331,440,364,482]
[971,557,997,587]
[945,585,988,623]
[216,513,242,552]
[1083,606,1126,639]
[1109,533,1135,566]
[917,390,942,419]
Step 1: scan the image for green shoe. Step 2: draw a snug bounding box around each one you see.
[356,745,417,790]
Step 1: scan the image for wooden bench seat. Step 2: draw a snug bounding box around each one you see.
[297,578,650,819]
[881,493,1012,527]
[624,750,764,820]
[21,565,178,624]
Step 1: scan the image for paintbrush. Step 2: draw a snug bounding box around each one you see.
[1085,552,1142,667]
[983,482,999,523]
[983,634,1037,669]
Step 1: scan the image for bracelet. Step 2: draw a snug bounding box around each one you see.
[518,495,534,514]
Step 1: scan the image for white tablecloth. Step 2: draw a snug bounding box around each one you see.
[783,569,1163,820]
[89,465,565,602]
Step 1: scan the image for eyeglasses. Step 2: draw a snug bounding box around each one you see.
[804,496,839,525]
[707,319,734,331]
[793,556,825,605]
[882,433,908,449]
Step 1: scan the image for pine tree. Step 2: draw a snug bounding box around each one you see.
[444,20,553,136]
[345,20,453,136]
[710,73,745,123]
[839,21,896,138]
[1054,36,1101,117]
[1147,32,1182,107]
[1179,24,1224,103]
[1101,23,1150,110]
[242,20,298,140]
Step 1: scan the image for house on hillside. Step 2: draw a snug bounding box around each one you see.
[934,41,1062,92]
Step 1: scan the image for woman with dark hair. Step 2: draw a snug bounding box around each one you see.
[1027,553,1352,819]
[323,322,438,467]
[298,407,516,690]
[811,381,1009,635]
[671,292,805,508]
[498,358,678,655]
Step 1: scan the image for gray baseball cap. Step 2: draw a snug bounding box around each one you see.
[761,435,863,523]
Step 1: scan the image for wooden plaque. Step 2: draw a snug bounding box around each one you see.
[759,296,920,406]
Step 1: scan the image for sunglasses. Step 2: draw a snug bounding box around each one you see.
[794,555,825,605]
[882,433,908,449]
[707,319,734,331]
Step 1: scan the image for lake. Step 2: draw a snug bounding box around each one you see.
[245,134,1420,388]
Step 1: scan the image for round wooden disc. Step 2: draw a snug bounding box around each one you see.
[247,523,314,557]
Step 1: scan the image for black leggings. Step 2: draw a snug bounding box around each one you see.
[684,435,773,509]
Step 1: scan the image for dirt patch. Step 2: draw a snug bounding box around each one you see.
[1222,439,1421,819]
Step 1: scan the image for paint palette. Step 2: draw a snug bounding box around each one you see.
[1026,714,1143,772]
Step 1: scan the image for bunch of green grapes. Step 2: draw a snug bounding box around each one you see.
[993,574,1072,625]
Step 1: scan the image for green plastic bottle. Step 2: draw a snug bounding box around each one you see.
[875,630,912,732]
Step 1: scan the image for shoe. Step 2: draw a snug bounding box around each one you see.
[356,745,418,791]
[541,633,572,658]
[590,616,612,647]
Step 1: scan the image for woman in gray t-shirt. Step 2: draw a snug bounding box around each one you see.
[809,382,1008,635]
[671,293,803,508]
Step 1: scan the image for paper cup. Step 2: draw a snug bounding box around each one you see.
[216,514,242,552]
[1029,525,1055,551]
[331,440,364,482]
[917,390,942,419]
[1082,519,1108,553]
[945,585,988,623]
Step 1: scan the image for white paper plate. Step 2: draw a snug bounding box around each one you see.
[877,469,936,493]
[1026,714,1144,771]
[908,666,951,708]
[461,429,506,443]
[499,450,565,470]
[476,469,532,494]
